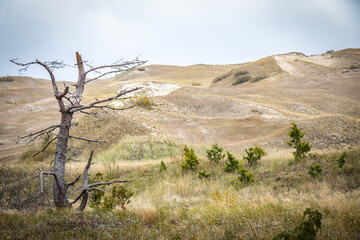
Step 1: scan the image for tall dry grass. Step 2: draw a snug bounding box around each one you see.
[2,139,359,239]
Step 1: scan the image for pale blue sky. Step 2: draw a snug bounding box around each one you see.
[0,0,359,81]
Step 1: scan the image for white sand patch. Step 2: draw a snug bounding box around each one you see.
[111,81,181,108]
[117,81,181,97]
[274,55,299,74]
[274,52,337,74]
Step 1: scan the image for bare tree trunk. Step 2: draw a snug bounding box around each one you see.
[11,52,146,210]
[52,112,73,208]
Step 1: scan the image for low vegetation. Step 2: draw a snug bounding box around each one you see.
[223,151,240,172]
[192,82,202,86]
[243,146,265,166]
[95,135,181,162]
[212,57,283,86]
[336,151,347,168]
[130,92,154,109]
[273,208,323,240]
[206,143,225,163]
[308,163,322,180]
[349,64,359,70]
[1,123,359,239]
[287,122,312,161]
[0,76,14,82]
[212,71,233,83]
[180,145,200,171]
[233,74,252,85]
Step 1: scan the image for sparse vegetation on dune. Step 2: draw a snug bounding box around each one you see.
[211,57,283,86]
[0,76,14,82]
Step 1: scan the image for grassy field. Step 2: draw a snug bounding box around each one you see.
[1,49,359,239]
[1,138,359,239]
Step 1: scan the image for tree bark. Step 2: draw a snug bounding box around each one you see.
[52,112,73,208]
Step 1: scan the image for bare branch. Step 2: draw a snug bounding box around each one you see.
[71,191,85,205]
[17,125,60,144]
[73,150,93,209]
[78,110,98,117]
[62,153,83,162]
[84,57,147,77]
[33,136,58,157]
[57,86,69,99]
[40,171,64,196]
[69,135,105,143]
[92,103,140,111]
[65,175,81,187]
[85,70,124,84]
[68,87,141,112]
[17,122,78,144]
[10,58,70,112]
[88,180,129,188]
[63,95,75,106]
[87,187,104,192]
[65,175,81,192]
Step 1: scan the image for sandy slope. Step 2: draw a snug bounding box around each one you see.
[1,49,359,163]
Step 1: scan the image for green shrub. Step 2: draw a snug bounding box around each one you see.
[0,76,14,82]
[89,172,105,209]
[273,208,322,240]
[180,145,200,171]
[308,164,322,179]
[224,151,240,172]
[206,143,225,163]
[243,146,265,166]
[236,167,255,186]
[251,75,267,82]
[234,70,249,77]
[89,183,134,211]
[212,71,232,83]
[198,170,211,180]
[336,151,347,168]
[111,185,134,210]
[232,75,251,85]
[349,64,359,70]
[159,160,167,172]
[287,122,312,161]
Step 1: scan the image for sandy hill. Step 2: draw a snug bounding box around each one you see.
[0,49,359,163]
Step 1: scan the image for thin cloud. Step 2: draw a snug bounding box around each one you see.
[0,0,359,80]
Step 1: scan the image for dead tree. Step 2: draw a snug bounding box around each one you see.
[11,52,146,209]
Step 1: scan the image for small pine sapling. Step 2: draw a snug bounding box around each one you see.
[336,151,347,168]
[308,163,322,179]
[287,122,312,161]
[180,145,200,171]
[273,208,322,240]
[237,167,255,184]
[89,172,105,209]
[89,172,134,211]
[206,143,225,163]
[224,151,240,173]
[243,146,265,166]
[159,160,167,172]
[198,170,211,179]
[111,185,134,210]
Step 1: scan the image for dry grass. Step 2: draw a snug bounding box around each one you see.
[1,146,359,239]
[113,64,239,87]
